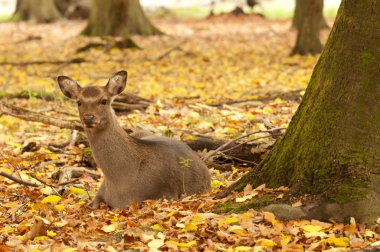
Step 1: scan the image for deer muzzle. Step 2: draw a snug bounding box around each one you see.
[83,114,95,127]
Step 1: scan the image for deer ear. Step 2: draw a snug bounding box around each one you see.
[106,70,127,96]
[57,76,81,99]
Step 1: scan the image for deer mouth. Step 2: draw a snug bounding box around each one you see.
[84,122,97,128]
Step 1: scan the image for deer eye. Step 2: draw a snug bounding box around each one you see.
[100,99,107,105]
[77,101,82,106]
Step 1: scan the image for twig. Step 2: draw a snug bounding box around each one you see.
[220,132,283,154]
[202,128,286,161]
[57,178,80,186]
[38,108,78,117]
[0,57,86,66]
[0,171,41,187]
[221,155,257,165]
[155,40,189,60]
[12,202,28,222]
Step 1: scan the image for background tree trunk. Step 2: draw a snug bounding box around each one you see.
[82,0,162,37]
[14,0,62,23]
[292,0,329,30]
[291,0,323,55]
[226,0,380,223]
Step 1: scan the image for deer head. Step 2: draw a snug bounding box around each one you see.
[57,71,127,131]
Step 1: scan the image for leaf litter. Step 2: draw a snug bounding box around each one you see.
[0,15,379,251]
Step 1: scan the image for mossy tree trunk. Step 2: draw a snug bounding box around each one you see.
[14,0,62,23]
[82,0,162,37]
[291,0,323,55]
[292,0,329,30]
[225,0,380,222]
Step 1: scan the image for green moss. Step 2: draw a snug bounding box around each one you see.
[83,147,92,157]
[329,179,369,204]
[361,51,375,65]
[0,90,55,101]
[213,195,276,214]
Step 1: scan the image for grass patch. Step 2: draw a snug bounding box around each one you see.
[214,195,276,214]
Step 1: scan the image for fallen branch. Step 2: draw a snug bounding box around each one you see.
[208,89,304,106]
[155,40,192,60]
[202,128,286,162]
[0,171,41,187]
[0,101,83,131]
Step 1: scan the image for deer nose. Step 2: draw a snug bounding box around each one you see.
[83,114,94,124]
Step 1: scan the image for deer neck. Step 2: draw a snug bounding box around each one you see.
[84,114,140,179]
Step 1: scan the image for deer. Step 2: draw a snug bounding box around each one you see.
[57,71,211,209]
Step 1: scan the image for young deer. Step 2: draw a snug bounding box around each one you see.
[57,71,210,209]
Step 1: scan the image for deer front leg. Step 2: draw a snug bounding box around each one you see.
[87,181,105,209]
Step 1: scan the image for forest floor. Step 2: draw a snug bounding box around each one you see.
[0,15,379,251]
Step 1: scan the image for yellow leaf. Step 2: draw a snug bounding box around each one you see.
[102,224,116,233]
[41,195,61,204]
[166,240,197,248]
[281,234,292,246]
[165,210,178,218]
[258,239,277,247]
[0,168,12,174]
[34,236,48,242]
[47,230,57,237]
[304,231,327,238]
[69,187,86,196]
[302,225,323,232]
[5,226,14,234]
[234,246,252,251]
[228,225,247,235]
[151,224,163,232]
[46,164,55,171]
[191,215,205,225]
[61,248,77,252]
[223,217,239,225]
[211,180,226,188]
[323,237,349,247]
[53,220,68,227]
[183,223,197,231]
[54,205,65,211]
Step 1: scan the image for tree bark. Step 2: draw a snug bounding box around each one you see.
[82,0,162,37]
[14,0,62,23]
[226,0,380,223]
[291,0,323,55]
[292,0,329,30]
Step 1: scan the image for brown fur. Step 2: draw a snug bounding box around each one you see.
[57,71,211,209]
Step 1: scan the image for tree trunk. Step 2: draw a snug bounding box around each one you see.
[82,0,162,37]
[292,0,329,30]
[291,0,323,55]
[14,0,61,23]
[226,0,380,223]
